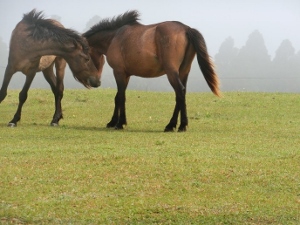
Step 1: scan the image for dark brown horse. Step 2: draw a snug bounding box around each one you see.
[0,9,101,127]
[84,10,221,132]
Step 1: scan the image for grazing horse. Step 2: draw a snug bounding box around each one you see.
[0,9,101,127]
[83,10,221,132]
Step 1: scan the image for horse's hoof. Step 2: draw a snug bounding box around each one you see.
[164,127,175,132]
[107,122,117,128]
[51,123,59,126]
[114,125,124,130]
[178,127,187,132]
[7,122,17,127]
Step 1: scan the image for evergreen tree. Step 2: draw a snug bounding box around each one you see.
[233,30,271,78]
[272,41,300,91]
[291,50,300,75]
[215,36,239,77]
[273,39,296,77]
[273,39,295,63]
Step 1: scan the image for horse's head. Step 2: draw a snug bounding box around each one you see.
[66,39,101,88]
[89,47,105,79]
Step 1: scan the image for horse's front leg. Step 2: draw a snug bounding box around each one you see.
[8,74,35,127]
[107,72,129,129]
[43,58,66,126]
[106,93,120,128]
[52,57,66,126]
[115,89,127,129]
[43,63,59,125]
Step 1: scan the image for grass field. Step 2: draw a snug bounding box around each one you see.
[0,89,299,224]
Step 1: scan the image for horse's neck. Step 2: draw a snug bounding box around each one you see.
[88,31,115,55]
[12,23,76,59]
[32,42,74,58]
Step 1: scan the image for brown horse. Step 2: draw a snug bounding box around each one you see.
[84,10,221,132]
[0,9,101,127]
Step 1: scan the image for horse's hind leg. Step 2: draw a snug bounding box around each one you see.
[165,71,188,132]
[165,98,180,131]
[178,77,188,132]
[0,64,15,103]
[8,74,35,127]
[176,44,194,131]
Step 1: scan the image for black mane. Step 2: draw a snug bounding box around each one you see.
[83,10,140,38]
[22,9,89,53]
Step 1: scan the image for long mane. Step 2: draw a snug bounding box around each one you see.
[83,10,140,38]
[22,9,89,53]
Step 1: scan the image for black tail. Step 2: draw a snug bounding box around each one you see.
[186,28,221,97]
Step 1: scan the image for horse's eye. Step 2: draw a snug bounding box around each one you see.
[80,52,90,63]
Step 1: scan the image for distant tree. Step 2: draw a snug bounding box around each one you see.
[233,30,271,78]
[272,41,300,91]
[291,50,300,73]
[272,40,299,91]
[214,31,275,91]
[214,36,239,77]
[272,39,296,76]
[288,50,300,91]
[214,31,299,92]
[83,15,101,32]
[273,39,295,63]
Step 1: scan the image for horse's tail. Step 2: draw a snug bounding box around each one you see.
[186,28,222,97]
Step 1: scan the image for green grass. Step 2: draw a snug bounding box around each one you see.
[0,89,299,224]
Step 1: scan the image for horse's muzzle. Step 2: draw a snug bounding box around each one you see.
[88,77,101,88]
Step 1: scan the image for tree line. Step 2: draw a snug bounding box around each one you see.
[214,30,300,92]
[0,29,299,92]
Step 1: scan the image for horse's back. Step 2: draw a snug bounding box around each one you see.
[107,21,192,77]
[107,24,163,77]
[8,20,58,74]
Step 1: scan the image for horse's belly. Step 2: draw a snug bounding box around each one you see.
[131,61,164,77]
[38,55,56,71]
[126,52,165,77]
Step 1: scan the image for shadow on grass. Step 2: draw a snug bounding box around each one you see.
[25,122,166,133]
[1,121,206,134]
[69,125,165,133]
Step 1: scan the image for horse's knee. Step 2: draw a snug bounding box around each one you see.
[0,90,7,102]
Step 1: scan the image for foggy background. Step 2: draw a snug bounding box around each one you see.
[0,0,299,92]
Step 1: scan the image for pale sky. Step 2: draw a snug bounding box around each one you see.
[0,0,300,57]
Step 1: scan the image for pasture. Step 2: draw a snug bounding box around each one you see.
[0,89,299,224]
